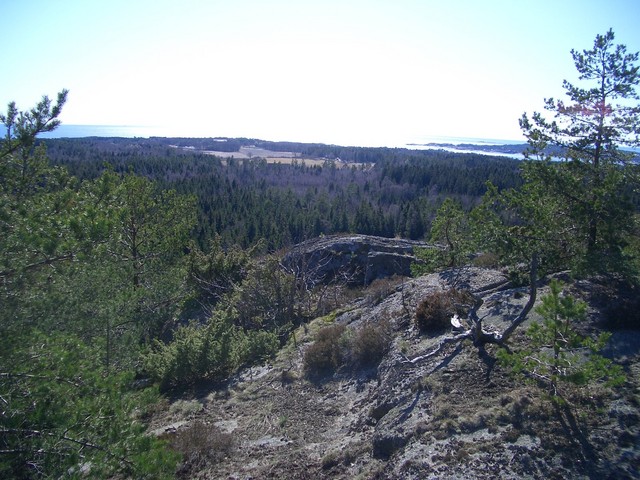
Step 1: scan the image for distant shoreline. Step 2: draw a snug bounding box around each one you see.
[409,142,528,159]
[21,123,628,160]
[0,124,525,151]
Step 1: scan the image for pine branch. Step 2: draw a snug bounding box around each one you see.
[0,372,82,387]
[0,253,75,279]
[0,428,133,467]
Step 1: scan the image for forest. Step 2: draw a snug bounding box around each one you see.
[1,29,640,479]
[1,98,528,479]
[43,136,522,249]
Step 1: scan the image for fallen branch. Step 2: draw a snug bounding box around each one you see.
[405,254,539,365]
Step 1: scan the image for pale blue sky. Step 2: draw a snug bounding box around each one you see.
[2,0,639,145]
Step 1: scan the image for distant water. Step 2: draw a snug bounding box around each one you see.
[400,134,527,159]
[0,124,206,140]
[4,125,636,161]
[404,134,523,146]
[37,125,185,139]
[1,124,525,150]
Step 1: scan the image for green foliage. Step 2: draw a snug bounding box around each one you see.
[478,180,581,276]
[412,198,470,275]
[144,308,279,390]
[1,90,68,157]
[231,256,303,343]
[104,171,197,345]
[412,197,505,276]
[411,246,443,276]
[516,30,640,277]
[188,235,260,307]
[1,113,196,366]
[143,252,312,390]
[0,148,111,339]
[0,95,198,477]
[428,198,472,268]
[498,280,625,400]
[46,136,523,250]
[113,171,196,289]
[0,331,178,479]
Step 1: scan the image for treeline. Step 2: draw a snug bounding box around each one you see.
[44,137,523,249]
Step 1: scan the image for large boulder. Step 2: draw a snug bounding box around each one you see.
[281,234,433,287]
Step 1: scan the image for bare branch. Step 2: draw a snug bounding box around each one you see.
[404,254,539,366]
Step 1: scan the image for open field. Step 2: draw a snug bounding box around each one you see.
[202,146,298,159]
[200,146,368,168]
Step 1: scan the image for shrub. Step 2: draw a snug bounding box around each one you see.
[0,331,179,479]
[498,280,626,401]
[243,329,280,364]
[171,421,235,471]
[232,256,301,337]
[303,323,347,377]
[472,252,500,268]
[364,277,404,306]
[303,319,393,377]
[321,450,341,470]
[351,319,392,367]
[411,247,443,277]
[414,288,474,332]
[144,309,278,390]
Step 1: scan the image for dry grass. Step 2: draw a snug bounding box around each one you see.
[351,319,393,367]
[170,421,236,474]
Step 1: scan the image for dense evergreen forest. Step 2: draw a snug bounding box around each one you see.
[43,137,522,249]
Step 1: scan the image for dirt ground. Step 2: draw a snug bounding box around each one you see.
[150,269,640,479]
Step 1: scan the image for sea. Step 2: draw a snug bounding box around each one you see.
[2,124,528,158]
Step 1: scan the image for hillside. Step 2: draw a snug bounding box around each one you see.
[150,256,640,479]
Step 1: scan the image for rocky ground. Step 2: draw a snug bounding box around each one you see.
[150,267,640,479]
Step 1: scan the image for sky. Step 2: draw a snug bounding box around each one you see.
[2,0,640,146]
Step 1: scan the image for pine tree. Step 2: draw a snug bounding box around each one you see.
[519,29,640,274]
[0,93,179,478]
[498,280,625,401]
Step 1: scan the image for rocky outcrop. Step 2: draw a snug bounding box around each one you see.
[281,234,434,287]
[152,261,640,479]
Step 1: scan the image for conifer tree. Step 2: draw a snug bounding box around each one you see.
[0,93,179,478]
[519,29,640,274]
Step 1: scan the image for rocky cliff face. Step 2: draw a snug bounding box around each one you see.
[281,234,432,287]
[151,241,640,479]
